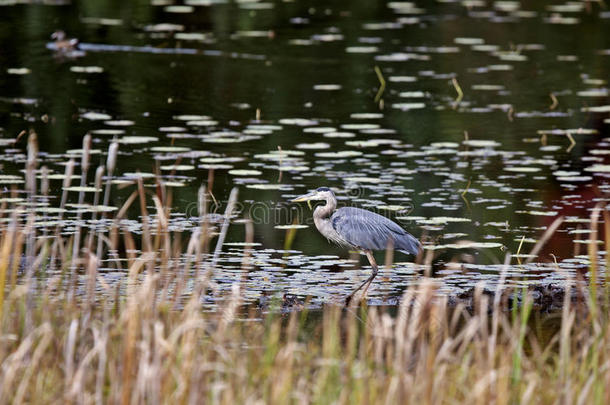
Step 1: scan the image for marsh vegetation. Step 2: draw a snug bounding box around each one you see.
[1,0,610,403]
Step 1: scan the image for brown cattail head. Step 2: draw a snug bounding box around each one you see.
[81,134,92,172]
[94,165,105,190]
[62,159,75,190]
[198,185,206,217]
[41,166,49,196]
[27,130,38,168]
[26,131,38,194]
[106,142,119,175]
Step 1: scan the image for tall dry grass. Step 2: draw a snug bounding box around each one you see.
[0,134,608,404]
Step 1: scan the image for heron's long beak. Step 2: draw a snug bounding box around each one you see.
[291,192,317,210]
[291,192,317,203]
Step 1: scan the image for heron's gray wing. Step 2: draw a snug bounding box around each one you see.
[331,207,421,254]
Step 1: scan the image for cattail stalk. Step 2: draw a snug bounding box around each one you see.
[87,165,105,252]
[96,141,118,263]
[25,131,38,267]
[69,134,92,300]
[49,158,75,269]
[211,187,238,268]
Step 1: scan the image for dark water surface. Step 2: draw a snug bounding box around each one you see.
[1,1,609,307]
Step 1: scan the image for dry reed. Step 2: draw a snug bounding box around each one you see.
[0,141,608,404]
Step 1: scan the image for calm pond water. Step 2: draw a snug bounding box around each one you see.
[0,0,609,308]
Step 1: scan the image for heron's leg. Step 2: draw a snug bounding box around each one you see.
[345,250,379,305]
[360,251,378,297]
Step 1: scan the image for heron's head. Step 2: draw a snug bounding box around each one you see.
[291,187,335,208]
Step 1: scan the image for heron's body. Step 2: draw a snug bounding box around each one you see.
[292,187,421,302]
[315,205,420,254]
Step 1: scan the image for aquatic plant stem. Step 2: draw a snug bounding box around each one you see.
[451,77,463,108]
[96,141,119,265]
[69,135,92,301]
[211,187,238,269]
[374,65,386,106]
[49,159,75,269]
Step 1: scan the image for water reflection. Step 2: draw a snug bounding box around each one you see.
[0,0,609,306]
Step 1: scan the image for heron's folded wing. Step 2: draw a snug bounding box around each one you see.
[331,207,420,254]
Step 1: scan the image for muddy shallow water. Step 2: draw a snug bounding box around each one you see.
[0,1,609,307]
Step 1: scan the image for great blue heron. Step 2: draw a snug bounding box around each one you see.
[292,187,421,302]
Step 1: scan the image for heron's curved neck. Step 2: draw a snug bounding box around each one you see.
[314,195,336,221]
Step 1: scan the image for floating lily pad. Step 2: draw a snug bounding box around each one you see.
[511,254,538,259]
[229,169,262,176]
[516,210,559,216]
[246,184,292,190]
[199,164,233,170]
[278,118,318,126]
[174,115,211,121]
[255,151,304,161]
[345,139,401,147]
[303,127,336,134]
[577,89,609,97]
[340,123,380,130]
[585,164,610,173]
[81,111,112,121]
[104,120,134,126]
[275,224,309,229]
[350,113,383,119]
[398,91,426,98]
[344,176,389,183]
[556,176,592,182]
[143,23,184,32]
[417,217,472,225]
[162,181,187,187]
[70,66,104,73]
[119,136,158,144]
[463,140,500,147]
[427,242,503,250]
[505,167,541,173]
[64,186,102,192]
[313,84,341,91]
[7,67,31,75]
[164,5,194,13]
[90,205,118,212]
[378,205,409,212]
[454,37,484,45]
[199,157,245,163]
[160,165,195,171]
[581,105,610,113]
[323,132,356,138]
[225,242,262,247]
[277,165,309,172]
[66,148,102,156]
[295,142,331,150]
[123,172,156,179]
[90,129,125,136]
[391,102,426,111]
[471,84,505,91]
[345,46,378,53]
[36,207,66,214]
[0,175,23,184]
[160,126,187,133]
[388,76,417,82]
